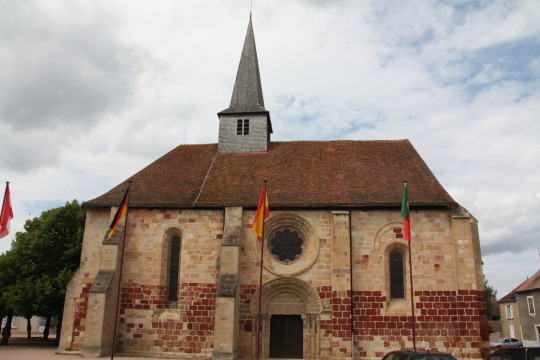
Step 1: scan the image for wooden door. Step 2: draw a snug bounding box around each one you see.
[269,315,303,358]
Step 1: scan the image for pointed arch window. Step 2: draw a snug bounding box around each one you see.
[389,249,405,299]
[168,235,181,303]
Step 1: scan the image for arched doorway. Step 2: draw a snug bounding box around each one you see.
[249,278,323,359]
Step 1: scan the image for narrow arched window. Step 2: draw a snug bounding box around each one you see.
[168,235,181,303]
[389,249,405,299]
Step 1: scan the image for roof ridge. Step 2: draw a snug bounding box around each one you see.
[269,139,411,144]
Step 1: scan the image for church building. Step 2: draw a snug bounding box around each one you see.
[58,18,489,360]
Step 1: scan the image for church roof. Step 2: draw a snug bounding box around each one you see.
[85,140,457,209]
[219,20,268,116]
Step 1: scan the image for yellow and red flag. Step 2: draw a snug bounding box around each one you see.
[108,188,129,239]
[252,184,269,241]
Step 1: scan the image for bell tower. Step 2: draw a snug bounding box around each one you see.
[217,19,272,154]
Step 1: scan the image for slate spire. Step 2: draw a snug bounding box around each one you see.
[217,18,272,154]
[221,19,267,114]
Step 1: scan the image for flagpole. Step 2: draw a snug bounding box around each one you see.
[404,181,416,351]
[408,239,416,350]
[111,181,132,360]
[256,180,267,360]
[0,182,8,219]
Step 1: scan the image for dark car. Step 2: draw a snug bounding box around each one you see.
[382,350,457,360]
[487,347,540,360]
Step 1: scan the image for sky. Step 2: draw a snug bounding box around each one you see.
[1,0,539,299]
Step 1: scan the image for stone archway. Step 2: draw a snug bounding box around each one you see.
[249,277,323,359]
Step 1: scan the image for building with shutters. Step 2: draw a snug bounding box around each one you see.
[498,269,540,347]
[58,17,489,360]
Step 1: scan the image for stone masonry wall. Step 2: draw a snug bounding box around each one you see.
[237,208,487,360]
[59,207,110,352]
[350,209,488,360]
[117,208,222,357]
[354,289,488,359]
[238,210,334,358]
[61,206,487,359]
[60,207,223,358]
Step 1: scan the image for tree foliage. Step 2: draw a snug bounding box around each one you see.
[0,200,85,344]
[485,277,498,319]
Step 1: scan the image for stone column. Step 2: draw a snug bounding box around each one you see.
[262,314,271,359]
[305,315,311,359]
[450,206,490,355]
[81,224,125,358]
[331,211,352,360]
[251,315,257,357]
[451,207,484,291]
[213,207,243,360]
[315,314,321,358]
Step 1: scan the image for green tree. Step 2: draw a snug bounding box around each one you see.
[0,250,18,344]
[485,277,498,320]
[0,200,85,344]
[3,231,38,339]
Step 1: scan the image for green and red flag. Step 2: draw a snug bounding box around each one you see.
[401,182,411,242]
[252,184,269,241]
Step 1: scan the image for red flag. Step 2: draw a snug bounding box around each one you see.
[401,182,411,242]
[0,183,14,239]
[108,188,129,239]
[252,184,269,241]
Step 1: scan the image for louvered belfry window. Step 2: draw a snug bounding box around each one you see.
[237,119,249,135]
[168,235,181,302]
[390,249,405,299]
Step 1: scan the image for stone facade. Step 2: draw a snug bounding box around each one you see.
[59,206,489,359]
[59,17,489,360]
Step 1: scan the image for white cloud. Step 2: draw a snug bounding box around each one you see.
[483,250,540,299]
[0,0,539,296]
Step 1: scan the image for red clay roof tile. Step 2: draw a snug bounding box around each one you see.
[85,140,456,208]
[514,268,540,293]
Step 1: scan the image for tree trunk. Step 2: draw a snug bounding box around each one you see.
[42,316,51,342]
[1,313,13,345]
[54,314,62,346]
[26,315,32,339]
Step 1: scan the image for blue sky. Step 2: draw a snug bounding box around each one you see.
[1,0,539,298]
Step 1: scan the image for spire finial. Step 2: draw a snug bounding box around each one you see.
[250,0,253,22]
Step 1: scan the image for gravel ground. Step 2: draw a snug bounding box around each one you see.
[0,337,178,360]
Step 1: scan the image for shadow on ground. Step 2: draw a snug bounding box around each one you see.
[1,336,57,347]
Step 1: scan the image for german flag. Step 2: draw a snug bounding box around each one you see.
[108,188,129,239]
